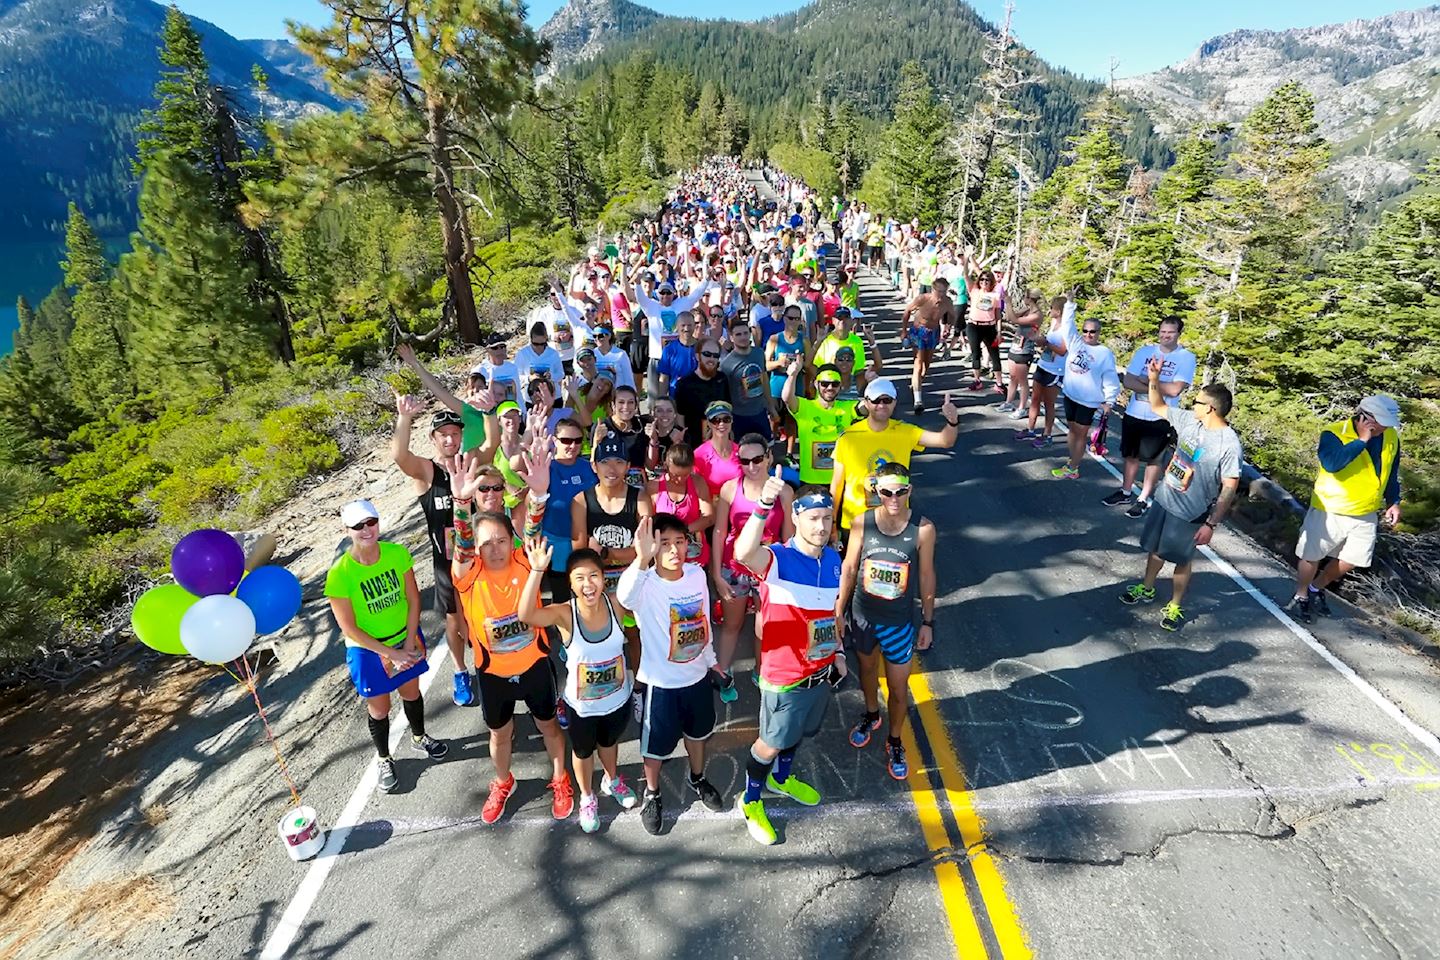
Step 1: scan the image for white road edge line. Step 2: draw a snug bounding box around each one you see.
[1087,448,1440,762]
[259,644,451,960]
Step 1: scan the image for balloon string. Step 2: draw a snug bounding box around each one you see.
[235,654,304,809]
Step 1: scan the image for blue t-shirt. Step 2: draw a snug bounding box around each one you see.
[657,340,699,398]
[542,458,598,568]
[756,312,786,352]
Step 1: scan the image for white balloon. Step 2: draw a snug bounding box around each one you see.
[180,595,257,664]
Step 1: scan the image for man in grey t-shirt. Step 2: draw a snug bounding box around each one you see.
[720,316,775,440]
[1119,357,1243,632]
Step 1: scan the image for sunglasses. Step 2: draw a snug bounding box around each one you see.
[700,350,722,359]
[870,396,896,406]
[348,517,379,531]
[738,454,768,466]
[487,343,506,350]
[783,312,802,320]
[476,483,505,493]
[1083,328,1100,335]
[556,435,583,446]
[595,329,613,338]
[876,486,911,499]
[817,379,841,388]
[708,415,733,425]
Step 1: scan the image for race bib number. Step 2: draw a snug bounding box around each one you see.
[485,613,533,654]
[1164,440,1203,493]
[578,654,625,702]
[668,599,708,663]
[862,558,909,601]
[811,439,836,471]
[625,467,645,489]
[603,567,624,596]
[806,616,839,661]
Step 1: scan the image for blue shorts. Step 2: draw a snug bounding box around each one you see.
[851,620,916,665]
[346,629,430,697]
[639,676,716,758]
[903,326,940,352]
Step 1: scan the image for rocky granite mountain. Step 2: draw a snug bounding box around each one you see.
[0,0,340,243]
[1117,5,1440,199]
[536,0,662,77]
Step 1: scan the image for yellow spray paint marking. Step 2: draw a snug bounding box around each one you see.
[906,669,1034,960]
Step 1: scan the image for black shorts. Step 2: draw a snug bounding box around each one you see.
[477,658,558,730]
[1033,368,1060,388]
[1063,395,1099,426]
[639,677,716,758]
[1120,414,1176,465]
[567,701,631,759]
[1008,351,1034,366]
[431,557,458,614]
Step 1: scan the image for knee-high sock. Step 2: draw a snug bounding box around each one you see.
[401,696,426,738]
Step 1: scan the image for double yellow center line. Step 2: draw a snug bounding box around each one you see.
[887,669,1032,959]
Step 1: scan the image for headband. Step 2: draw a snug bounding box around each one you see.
[792,492,834,514]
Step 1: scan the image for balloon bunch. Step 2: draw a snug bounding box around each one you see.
[131,530,303,663]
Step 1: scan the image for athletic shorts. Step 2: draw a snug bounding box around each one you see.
[1296,507,1379,567]
[1120,414,1176,465]
[1063,396,1099,427]
[1140,504,1203,566]
[721,565,760,600]
[759,680,832,751]
[851,619,917,666]
[1008,351,1034,366]
[733,410,773,441]
[903,325,940,352]
[1033,368,1061,389]
[566,701,630,759]
[477,658,558,730]
[432,556,457,615]
[639,677,715,758]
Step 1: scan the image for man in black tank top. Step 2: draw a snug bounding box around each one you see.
[392,397,493,707]
[837,462,936,782]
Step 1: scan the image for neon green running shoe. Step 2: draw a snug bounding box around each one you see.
[765,773,820,806]
[737,795,777,845]
[1161,602,1185,632]
[1120,583,1156,605]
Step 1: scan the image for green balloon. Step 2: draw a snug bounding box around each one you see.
[131,584,201,656]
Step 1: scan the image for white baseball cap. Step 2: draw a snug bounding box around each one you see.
[864,378,898,401]
[1358,394,1401,428]
[340,499,380,527]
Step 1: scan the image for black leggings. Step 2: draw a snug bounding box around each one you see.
[966,323,1002,373]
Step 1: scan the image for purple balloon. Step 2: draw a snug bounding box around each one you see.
[171,529,246,597]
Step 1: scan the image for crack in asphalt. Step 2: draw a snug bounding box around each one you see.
[788,847,959,924]
[1307,843,1405,959]
[1211,735,1298,839]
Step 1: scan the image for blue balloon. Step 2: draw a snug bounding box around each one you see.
[235,565,303,634]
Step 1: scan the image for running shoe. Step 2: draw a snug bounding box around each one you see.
[886,740,908,781]
[997,401,1015,413]
[578,794,600,834]
[1013,428,1041,441]
[968,379,984,391]
[1284,594,1313,624]
[738,795,778,845]
[376,756,398,793]
[1126,499,1151,519]
[640,788,663,835]
[765,773,820,806]
[1311,588,1332,617]
[411,733,449,760]
[849,712,882,748]
[555,698,569,730]
[714,669,738,704]
[452,670,473,707]
[1102,489,1136,507]
[1008,407,1028,420]
[1050,465,1079,480]
[689,775,726,812]
[1160,602,1185,632]
[1120,583,1157,605]
[601,773,638,810]
[1031,434,1055,448]
[550,772,576,820]
[481,774,516,825]
[913,403,925,415]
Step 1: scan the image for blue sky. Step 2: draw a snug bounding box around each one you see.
[173,0,1422,79]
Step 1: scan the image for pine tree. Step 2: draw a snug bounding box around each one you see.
[0,290,85,463]
[62,204,133,416]
[859,62,955,223]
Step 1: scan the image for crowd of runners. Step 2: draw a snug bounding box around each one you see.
[322,157,1406,844]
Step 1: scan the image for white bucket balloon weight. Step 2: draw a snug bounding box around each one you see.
[180,594,257,663]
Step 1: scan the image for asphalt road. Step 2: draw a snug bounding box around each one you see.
[245,176,1440,960]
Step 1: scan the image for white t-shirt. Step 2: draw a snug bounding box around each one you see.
[1124,344,1197,421]
[514,344,564,389]
[594,346,636,391]
[616,563,715,688]
[476,359,525,411]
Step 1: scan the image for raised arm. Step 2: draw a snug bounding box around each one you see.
[917,392,961,449]
[734,468,787,576]
[391,393,436,485]
[397,342,464,415]
[518,538,572,632]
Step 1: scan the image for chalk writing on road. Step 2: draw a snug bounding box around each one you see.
[1335,741,1440,791]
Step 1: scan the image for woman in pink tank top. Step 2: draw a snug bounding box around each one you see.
[647,442,714,569]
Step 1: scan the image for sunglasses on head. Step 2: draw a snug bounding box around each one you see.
[870,396,896,406]
[556,435,583,446]
[349,517,379,531]
[876,486,911,499]
[738,453,768,466]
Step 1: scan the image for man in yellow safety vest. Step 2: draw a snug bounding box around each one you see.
[1285,395,1403,623]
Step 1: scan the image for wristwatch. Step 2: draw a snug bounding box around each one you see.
[922,619,935,627]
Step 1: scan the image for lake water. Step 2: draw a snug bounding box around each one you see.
[0,238,67,355]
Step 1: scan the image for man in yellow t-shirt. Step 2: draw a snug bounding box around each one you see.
[830,379,960,545]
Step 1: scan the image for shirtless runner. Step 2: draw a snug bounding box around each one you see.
[899,277,955,414]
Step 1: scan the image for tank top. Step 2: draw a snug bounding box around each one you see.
[584,485,641,594]
[970,287,1001,326]
[418,461,453,563]
[654,475,709,568]
[562,595,632,716]
[494,444,525,507]
[769,329,808,396]
[852,512,923,628]
[725,479,784,575]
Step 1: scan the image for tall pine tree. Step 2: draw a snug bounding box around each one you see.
[62,203,134,416]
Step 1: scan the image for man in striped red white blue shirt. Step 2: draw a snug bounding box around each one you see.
[731,471,843,845]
